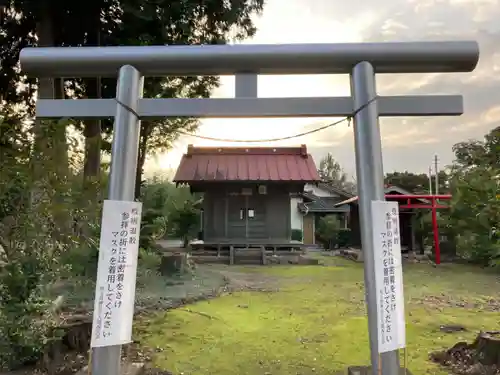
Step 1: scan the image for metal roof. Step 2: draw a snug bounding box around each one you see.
[316,182,355,199]
[298,199,350,213]
[333,185,430,206]
[173,145,320,183]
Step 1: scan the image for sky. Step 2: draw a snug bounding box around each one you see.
[146,0,500,180]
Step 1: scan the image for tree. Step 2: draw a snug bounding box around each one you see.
[0,8,35,106]
[318,153,356,193]
[1,0,265,198]
[385,171,429,193]
[316,215,342,250]
[0,3,110,236]
[98,0,264,197]
[448,166,500,265]
[0,104,31,221]
[318,153,346,183]
[139,178,197,248]
[445,126,500,266]
[140,178,202,248]
[3,1,93,178]
[0,102,78,370]
[452,126,500,170]
[169,200,200,248]
[384,171,449,194]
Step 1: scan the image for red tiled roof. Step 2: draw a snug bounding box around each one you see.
[173,145,320,183]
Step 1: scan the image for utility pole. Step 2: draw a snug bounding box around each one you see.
[428,166,433,195]
[434,154,439,195]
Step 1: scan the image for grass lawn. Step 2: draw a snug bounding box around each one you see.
[136,257,500,375]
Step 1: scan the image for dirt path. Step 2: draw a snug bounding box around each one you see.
[203,265,281,293]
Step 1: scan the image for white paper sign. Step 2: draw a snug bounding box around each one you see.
[91,200,143,348]
[371,200,406,353]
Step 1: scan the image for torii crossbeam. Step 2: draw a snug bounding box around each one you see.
[20,40,479,375]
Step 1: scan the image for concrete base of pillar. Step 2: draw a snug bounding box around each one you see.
[347,366,413,375]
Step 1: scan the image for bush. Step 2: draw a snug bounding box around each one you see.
[455,231,500,265]
[337,228,351,248]
[141,179,199,239]
[316,215,341,250]
[0,301,62,370]
[0,191,71,369]
[439,239,457,257]
[169,201,200,247]
[291,229,303,242]
[0,120,82,369]
[136,248,162,286]
[62,221,101,278]
[140,207,167,250]
[445,166,500,267]
[138,247,163,269]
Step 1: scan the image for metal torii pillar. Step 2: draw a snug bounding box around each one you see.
[20,41,479,375]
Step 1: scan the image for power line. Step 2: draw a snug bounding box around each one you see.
[177,116,350,143]
[175,96,377,143]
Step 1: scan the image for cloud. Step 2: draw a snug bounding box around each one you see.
[301,0,500,176]
[152,0,499,179]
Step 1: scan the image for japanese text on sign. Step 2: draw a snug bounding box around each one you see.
[91,200,143,348]
[371,200,406,353]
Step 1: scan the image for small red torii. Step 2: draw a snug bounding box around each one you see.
[385,193,451,265]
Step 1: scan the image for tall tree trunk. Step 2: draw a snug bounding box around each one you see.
[83,97,101,181]
[32,8,70,237]
[83,15,102,186]
[135,123,151,200]
[79,76,102,234]
[32,7,68,178]
[79,14,102,234]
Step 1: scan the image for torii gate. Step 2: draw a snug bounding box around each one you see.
[20,41,479,375]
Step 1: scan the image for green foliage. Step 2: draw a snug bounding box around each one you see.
[0,107,31,222]
[138,248,161,269]
[448,166,500,265]
[98,0,264,195]
[409,127,500,266]
[291,229,303,242]
[337,228,352,248]
[0,109,99,369]
[136,248,162,286]
[418,211,456,256]
[0,0,266,369]
[61,221,101,278]
[1,0,265,199]
[139,208,165,250]
[316,215,342,250]
[452,126,500,168]
[0,167,73,369]
[141,178,195,220]
[441,126,500,266]
[140,178,200,249]
[315,217,351,249]
[0,252,63,369]
[384,170,449,194]
[169,200,200,247]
